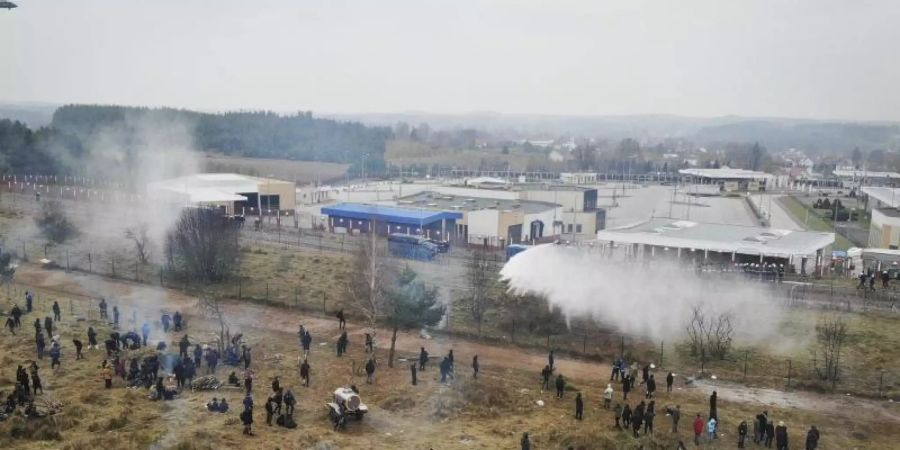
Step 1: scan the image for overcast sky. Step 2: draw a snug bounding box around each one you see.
[2,0,898,121]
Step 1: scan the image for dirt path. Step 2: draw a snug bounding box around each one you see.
[12,264,900,425]
[693,379,900,423]
[13,266,607,382]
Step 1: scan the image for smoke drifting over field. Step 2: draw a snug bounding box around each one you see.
[500,244,784,344]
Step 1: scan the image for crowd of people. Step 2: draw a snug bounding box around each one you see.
[4,289,827,449]
[521,352,823,449]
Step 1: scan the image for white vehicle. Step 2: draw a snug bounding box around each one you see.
[325,387,368,430]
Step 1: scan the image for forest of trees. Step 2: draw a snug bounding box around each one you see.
[0,119,84,175]
[0,105,393,177]
[51,105,393,172]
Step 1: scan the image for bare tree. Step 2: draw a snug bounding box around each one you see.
[814,314,849,387]
[464,247,497,336]
[165,207,240,283]
[198,292,229,354]
[125,223,151,264]
[344,230,392,327]
[686,305,734,371]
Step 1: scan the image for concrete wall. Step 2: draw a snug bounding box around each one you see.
[258,179,297,210]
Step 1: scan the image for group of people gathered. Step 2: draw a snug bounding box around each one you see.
[521,353,822,450]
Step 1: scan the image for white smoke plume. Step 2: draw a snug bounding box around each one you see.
[500,244,785,344]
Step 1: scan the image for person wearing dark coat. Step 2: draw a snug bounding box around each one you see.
[44,316,53,336]
[300,359,310,387]
[555,374,565,399]
[49,343,61,370]
[756,412,769,443]
[161,314,171,333]
[643,400,655,435]
[73,339,83,359]
[622,374,631,400]
[264,396,275,426]
[632,401,644,438]
[141,323,151,347]
[365,358,375,384]
[87,327,98,349]
[336,309,346,329]
[25,291,33,313]
[775,421,788,450]
[472,355,479,379]
[541,365,552,390]
[52,301,61,322]
[613,403,623,428]
[709,390,718,420]
[173,311,183,331]
[622,403,632,428]
[646,374,656,398]
[5,316,15,335]
[242,345,252,369]
[31,370,43,395]
[241,404,254,435]
[34,318,42,335]
[10,305,22,327]
[179,335,191,359]
[418,347,429,370]
[666,372,674,393]
[99,298,108,319]
[206,349,219,374]
[36,333,46,359]
[520,432,531,450]
[765,421,775,448]
[193,344,203,368]
[738,420,749,448]
[410,363,418,385]
[669,404,681,433]
[283,389,295,416]
[112,306,119,327]
[574,392,583,420]
[548,350,555,372]
[805,425,820,450]
[439,357,451,383]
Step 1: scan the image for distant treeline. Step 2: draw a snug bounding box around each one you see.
[0,119,84,175]
[51,105,392,172]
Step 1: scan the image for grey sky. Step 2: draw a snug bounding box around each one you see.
[2,0,899,121]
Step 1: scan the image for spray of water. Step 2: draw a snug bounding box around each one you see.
[499,244,786,345]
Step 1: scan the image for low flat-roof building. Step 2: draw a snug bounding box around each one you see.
[398,191,561,246]
[560,172,598,185]
[867,208,900,249]
[862,186,900,209]
[321,203,462,241]
[679,167,773,191]
[833,169,900,187]
[595,218,834,275]
[147,173,296,216]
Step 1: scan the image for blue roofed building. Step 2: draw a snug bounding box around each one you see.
[321,203,462,240]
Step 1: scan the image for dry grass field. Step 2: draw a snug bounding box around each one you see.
[201,153,349,184]
[1,265,899,449]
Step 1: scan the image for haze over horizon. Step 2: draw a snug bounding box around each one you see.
[2,0,899,122]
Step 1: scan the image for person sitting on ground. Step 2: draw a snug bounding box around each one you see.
[228,371,241,387]
[219,398,229,413]
[207,398,220,412]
